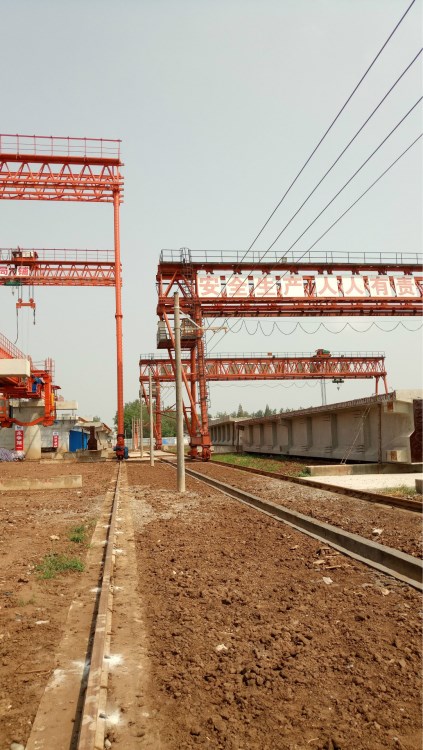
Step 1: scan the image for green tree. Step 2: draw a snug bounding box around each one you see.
[114,399,177,438]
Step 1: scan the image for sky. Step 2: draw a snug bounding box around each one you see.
[0,0,421,428]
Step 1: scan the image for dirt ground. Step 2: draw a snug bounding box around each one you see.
[191,462,423,558]
[0,461,115,748]
[126,462,422,750]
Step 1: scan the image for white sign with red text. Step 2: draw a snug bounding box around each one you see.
[196,274,421,300]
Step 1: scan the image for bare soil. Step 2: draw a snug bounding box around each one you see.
[0,461,115,748]
[192,462,423,558]
[126,462,422,750]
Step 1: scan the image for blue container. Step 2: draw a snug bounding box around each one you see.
[69,430,88,452]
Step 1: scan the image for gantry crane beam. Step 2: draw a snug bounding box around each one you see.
[157,250,423,318]
[0,249,116,286]
[0,134,126,457]
[0,134,122,202]
[139,352,388,451]
[139,352,387,383]
[155,249,422,460]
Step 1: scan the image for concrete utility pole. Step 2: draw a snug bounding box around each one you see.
[320,379,327,406]
[149,370,154,467]
[139,388,144,458]
[174,291,185,492]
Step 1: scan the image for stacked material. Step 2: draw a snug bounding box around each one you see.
[0,448,25,462]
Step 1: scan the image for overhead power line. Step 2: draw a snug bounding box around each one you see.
[301,132,422,255]
[205,13,419,339]
[270,97,422,256]
[244,0,417,258]
[257,49,422,262]
[206,130,422,354]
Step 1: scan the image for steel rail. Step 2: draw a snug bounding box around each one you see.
[162,460,422,590]
[210,459,422,513]
[77,463,121,750]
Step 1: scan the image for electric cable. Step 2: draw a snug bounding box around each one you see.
[222,0,418,278]
[269,97,422,256]
[208,316,422,349]
[257,50,422,263]
[300,132,423,255]
[205,131,422,354]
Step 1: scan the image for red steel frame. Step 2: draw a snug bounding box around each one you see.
[156,249,423,459]
[0,332,57,427]
[140,352,388,450]
[0,249,116,286]
[0,135,125,457]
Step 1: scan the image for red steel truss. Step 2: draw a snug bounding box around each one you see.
[156,249,422,459]
[0,249,116,287]
[157,249,423,318]
[0,134,125,456]
[0,332,58,427]
[0,134,122,201]
[140,351,388,450]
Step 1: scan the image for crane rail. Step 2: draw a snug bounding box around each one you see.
[162,460,422,590]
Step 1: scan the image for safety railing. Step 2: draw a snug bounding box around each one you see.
[0,248,115,262]
[160,248,422,267]
[0,133,121,160]
[140,350,385,360]
[0,332,26,359]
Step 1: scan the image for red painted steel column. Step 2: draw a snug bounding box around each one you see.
[189,347,198,458]
[155,380,162,450]
[194,306,211,460]
[113,190,125,459]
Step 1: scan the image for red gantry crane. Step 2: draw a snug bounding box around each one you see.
[156,248,423,459]
[0,134,125,457]
[0,331,58,428]
[139,350,388,452]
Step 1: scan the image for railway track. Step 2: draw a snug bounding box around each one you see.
[22,458,422,750]
[210,458,423,513]
[26,464,122,750]
[162,459,422,591]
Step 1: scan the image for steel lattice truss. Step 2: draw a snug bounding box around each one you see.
[157,250,423,318]
[139,351,388,450]
[0,249,116,287]
[0,134,122,202]
[139,352,387,383]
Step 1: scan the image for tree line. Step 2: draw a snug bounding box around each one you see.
[115,401,301,438]
[213,403,300,419]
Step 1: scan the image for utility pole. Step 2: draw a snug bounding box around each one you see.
[174,291,185,492]
[139,388,144,459]
[149,369,154,467]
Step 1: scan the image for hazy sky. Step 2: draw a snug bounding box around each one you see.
[1,0,421,427]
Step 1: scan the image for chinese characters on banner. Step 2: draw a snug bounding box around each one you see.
[0,266,31,278]
[197,274,421,299]
[52,431,59,449]
[15,427,24,451]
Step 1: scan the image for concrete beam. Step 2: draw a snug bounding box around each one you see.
[0,475,82,491]
[0,358,30,377]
